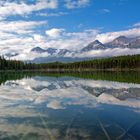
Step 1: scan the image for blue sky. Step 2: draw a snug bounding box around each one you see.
[0,0,140,60]
[44,0,140,32]
[7,0,139,32]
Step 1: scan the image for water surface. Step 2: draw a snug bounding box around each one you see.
[0,72,140,140]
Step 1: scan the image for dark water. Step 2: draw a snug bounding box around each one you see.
[0,72,140,140]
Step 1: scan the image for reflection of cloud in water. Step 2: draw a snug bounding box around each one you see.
[0,77,140,112]
[47,100,65,109]
[0,76,140,139]
[97,93,140,108]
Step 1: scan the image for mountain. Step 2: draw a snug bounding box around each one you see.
[4,35,140,63]
[57,49,72,56]
[31,47,73,57]
[29,36,140,63]
[31,47,47,53]
[105,36,129,48]
[46,48,57,55]
[81,40,106,52]
[105,36,138,48]
[128,37,140,48]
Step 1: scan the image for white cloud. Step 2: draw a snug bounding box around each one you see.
[0,20,48,60]
[44,27,140,51]
[0,20,140,61]
[47,100,65,109]
[46,28,65,38]
[0,0,91,20]
[96,27,140,43]
[2,0,138,61]
[37,12,68,17]
[65,0,90,9]
[0,20,47,51]
[0,0,58,19]
[33,34,45,42]
[133,22,140,27]
[45,29,99,50]
[0,20,47,34]
[44,26,140,51]
[77,48,140,58]
[99,9,110,14]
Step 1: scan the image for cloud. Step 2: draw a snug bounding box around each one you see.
[99,9,110,14]
[0,0,91,20]
[0,0,58,19]
[47,100,65,109]
[133,22,140,27]
[46,28,65,38]
[2,77,140,110]
[96,27,140,43]
[33,34,44,42]
[0,19,140,61]
[0,20,47,35]
[37,12,68,17]
[0,20,48,60]
[44,29,99,50]
[0,20,47,49]
[77,48,140,58]
[65,0,90,9]
[0,76,139,138]
[44,27,140,50]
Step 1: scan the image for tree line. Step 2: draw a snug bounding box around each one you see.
[0,54,140,71]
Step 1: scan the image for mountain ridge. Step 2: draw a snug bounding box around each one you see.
[3,35,140,63]
[31,36,140,55]
[28,35,140,63]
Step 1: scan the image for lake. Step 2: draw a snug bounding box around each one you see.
[0,72,140,140]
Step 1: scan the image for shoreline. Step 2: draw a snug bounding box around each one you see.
[0,68,140,73]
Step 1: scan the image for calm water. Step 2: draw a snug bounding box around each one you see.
[0,72,140,140]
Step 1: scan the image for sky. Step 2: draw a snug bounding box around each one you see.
[0,0,140,60]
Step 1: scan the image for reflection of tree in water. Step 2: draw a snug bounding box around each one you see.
[0,71,140,85]
[0,72,25,85]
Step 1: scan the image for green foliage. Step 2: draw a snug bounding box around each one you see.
[0,54,140,71]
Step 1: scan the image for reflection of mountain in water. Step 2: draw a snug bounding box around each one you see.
[3,76,140,108]
[82,86,140,100]
[0,75,140,140]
